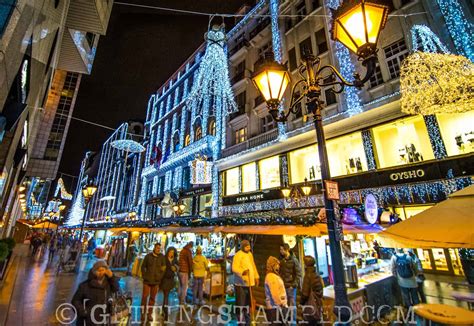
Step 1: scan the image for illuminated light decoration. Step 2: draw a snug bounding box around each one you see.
[54,178,73,200]
[436,0,473,62]
[400,52,474,115]
[66,191,85,226]
[269,0,287,138]
[361,130,376,170]
[401,26,473,115]
[364,91,400,107]
[227,0,266,39]
[189,155,213,184]
[325,0,363,116]
[280,155,289,186]
[110,139,145,153]
[423,115,447,159]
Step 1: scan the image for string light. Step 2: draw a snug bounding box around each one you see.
[423,115,447,159]
[436,0,473,62]
[411,25,450,54]
[361,130,377,170]
[55,178,73,200]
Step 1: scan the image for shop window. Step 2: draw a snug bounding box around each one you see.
[235,127,247,144]
[372,116,434,168]
[299,37,313,57]
[315,28,328,54]
[225,168,240,195]
[242,162,257,193]
[326,132,368,177]
[198,194,212,217]
[394,205,432,221]
[289,145,321,184]
[288,48,297,71]
[384,39,409,79]
[181,197,193,216]
[259,156,281,189]
[436,112,474,156]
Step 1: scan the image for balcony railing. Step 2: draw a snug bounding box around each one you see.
[222,128,279,157]
[229,38,249,57]
[249,17,270,40]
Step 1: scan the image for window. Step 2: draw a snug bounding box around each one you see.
[182,167,191,190]
[299,37,313,57]
[45,30,59,74]
[146,181,153,198]
[369,63,384,88]
[85,32,95,48]
[235,128,247,144]
[259,156,280,189]
[311,0,321,11]
[198,194,212,217]
[372,115,434,168]
[258,42,272,60]
[236,91,246,114]
[261,114,276,132]
[295,1,306,24]
[323,77,337,106]
[436,112,474,156]
[184,133,191,147]
[326,132,368,177]
[242,162,257,193]
[172,132,180,152]
[208,118,216,136]
[315,28,328,54]
[288,48,297,71]
[225,168,240,195]
[384,39,409,79]
[289,145,321,184]
[293,91,303,119]
[194,124,202,141]
[233,60,246,83]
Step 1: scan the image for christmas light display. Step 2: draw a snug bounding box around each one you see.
[401,25,474,115]
[325,0,363,116]
[436,0,473,62]
[54,178,73,200]
[361,130,377,170]
[423,115,447,159]
[66,191,84,226]
[190,155,213,184]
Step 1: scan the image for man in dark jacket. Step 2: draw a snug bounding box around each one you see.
[301,256,324,326]
[141,243,166,322]
[279,243,302,325]
[72,260,119,325]
[178,241,193,304]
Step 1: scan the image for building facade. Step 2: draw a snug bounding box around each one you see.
[0,0,113,237]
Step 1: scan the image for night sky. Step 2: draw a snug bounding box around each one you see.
[59,0,251,179]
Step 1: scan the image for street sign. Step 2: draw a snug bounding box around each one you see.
[325,180,339,200]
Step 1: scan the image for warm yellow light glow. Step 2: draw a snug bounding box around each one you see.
[179,204,186,211]
[59,204,66,211]
[82,184,98,200]
[333,1,388,57]
[301,184,312,196]
[19,193,25,199]
[19,186,26,192]
[20,198,26,203]
[172,205,179,212]
[253,69,289,102]
[281,187,292,198]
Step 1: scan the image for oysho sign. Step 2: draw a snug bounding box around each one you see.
[389,169,425,181]
[364,194,378,224]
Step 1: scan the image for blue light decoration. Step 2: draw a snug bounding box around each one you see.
[325,0,363,116]
[411,25,450,54]
[66,191,84,226]
[361,130,377,170]
[423,115,447,159]
[436,0,473,62]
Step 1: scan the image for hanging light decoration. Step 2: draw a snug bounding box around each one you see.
[400,25,474,115]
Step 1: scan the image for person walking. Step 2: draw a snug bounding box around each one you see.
[408,250,426,303]
[178,241,193,305]
[31,234,42,257]
[161,246,179,321]
[264,256,288,325]
[72,260,119,325]
[48,236,58,262]
[391,249,420,307]
[141,243,166,322]
[300,256,324,326]
[279,243,302,325]
[192,246,209,305]
[87,237,96,260]
[232,239,260,326]
[126,240,138,276]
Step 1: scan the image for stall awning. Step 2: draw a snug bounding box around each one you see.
[376,185,474,249]
[32,221,58,229]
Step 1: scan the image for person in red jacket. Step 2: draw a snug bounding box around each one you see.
[178,241,193,304]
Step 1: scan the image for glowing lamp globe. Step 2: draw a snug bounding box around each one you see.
[252,58,290,112]
[332,0,389,58]
[301,183,312,196]
[281,187,292,198]
[82,183,98,201]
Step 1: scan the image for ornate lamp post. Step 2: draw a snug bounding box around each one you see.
[75,181,97,273]
[252,0,388,321]
[172,200,186,217]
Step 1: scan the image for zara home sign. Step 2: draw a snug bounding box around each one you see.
[364,194,378,224]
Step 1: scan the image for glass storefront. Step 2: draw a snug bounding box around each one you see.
[436,112,474,156]
[182,197,193,216]
[225,167,239,195]
[394,205,433,221]
[289,145,320,184]
[198,194,212,217]
[372,116,434,168]
[327,132,367,177]
[259,156,280,189]
[242,162,256,193]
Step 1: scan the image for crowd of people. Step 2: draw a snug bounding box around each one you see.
[29,231,81,262]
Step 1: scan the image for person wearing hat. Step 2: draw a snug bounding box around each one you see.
[232,239,259,326]
[264,256,288,325]
[300,256,324,325]
[192,246,209,305]
[72,260,119,325]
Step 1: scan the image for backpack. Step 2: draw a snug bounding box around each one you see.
[396,254,414,278]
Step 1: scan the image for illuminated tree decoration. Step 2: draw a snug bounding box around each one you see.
[66,191,84,226]
[189,155,213,184]
[400,26,474,115]
[186,24,237,119]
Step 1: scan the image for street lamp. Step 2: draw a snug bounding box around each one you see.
[78,181,97,251]
[252,0,388,320]
[172,200,186,216]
